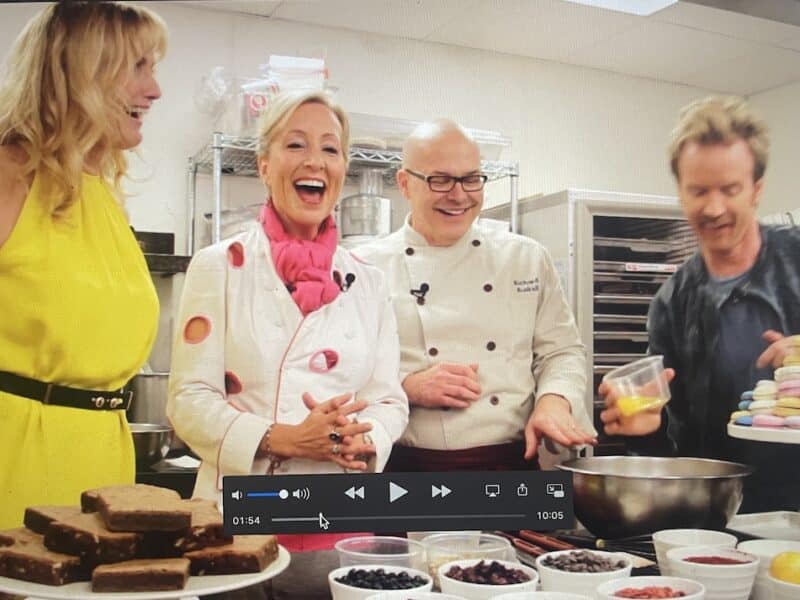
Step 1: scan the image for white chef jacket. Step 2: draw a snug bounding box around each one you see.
[356,219,593,464]
[168,222,409,503]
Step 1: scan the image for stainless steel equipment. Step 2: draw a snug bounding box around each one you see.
[129,371,170,425]
[339,168,391,239]
[130,423,173,467]
[482,189,697,456]
[557,456,752,539]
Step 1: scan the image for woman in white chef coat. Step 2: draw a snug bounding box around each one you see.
[167,91,409,548]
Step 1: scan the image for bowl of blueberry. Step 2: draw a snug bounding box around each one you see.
[328,564,433,600]
[437,558,538,599]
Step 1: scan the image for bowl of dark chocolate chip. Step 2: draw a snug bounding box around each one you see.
[535,549,633,596]
[328,564,433,600]
[437,558,538,599]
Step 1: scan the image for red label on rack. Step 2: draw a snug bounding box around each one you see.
[624,262,677,273]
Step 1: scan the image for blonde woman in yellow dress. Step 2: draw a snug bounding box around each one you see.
[0,2,167,528]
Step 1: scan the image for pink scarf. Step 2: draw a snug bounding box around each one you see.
[259,202,340,315]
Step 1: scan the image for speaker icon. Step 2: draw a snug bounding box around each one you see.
[291,487,311,500]
[231,490,242,500]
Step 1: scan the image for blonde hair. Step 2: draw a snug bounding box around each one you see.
[0,1,168,217]
[256,89,350,167]
[669,95,769,182]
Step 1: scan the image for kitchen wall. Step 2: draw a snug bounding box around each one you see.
[2,1,726,253]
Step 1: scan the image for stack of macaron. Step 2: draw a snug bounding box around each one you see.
[730,354,800,430]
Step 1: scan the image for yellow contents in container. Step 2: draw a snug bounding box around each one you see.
[617,395,662,417]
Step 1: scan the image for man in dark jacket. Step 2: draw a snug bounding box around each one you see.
[600,96,800,512]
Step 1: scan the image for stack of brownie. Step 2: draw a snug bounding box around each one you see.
[0,484,278,592]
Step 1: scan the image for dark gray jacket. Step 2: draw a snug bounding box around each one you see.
[637,225,800,511]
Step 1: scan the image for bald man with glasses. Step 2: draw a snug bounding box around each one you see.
[356,119,596,472]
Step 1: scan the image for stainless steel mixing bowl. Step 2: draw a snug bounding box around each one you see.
[130,423,173,468]
[556,456,753,539]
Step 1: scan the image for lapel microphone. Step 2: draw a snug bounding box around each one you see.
[410,283,430,305]
[333,271,356,292]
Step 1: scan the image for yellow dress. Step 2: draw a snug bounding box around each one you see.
[0,172,158,528]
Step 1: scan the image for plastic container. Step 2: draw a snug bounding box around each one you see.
[653,529,738,576]
[335,536,427,571]
[423,532,514,586]
[602,355,671,417]
[666,545,759,600]
[596,575,706,599]
[437,558,538,600]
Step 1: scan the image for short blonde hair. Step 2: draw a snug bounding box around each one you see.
[256,90,350,167]
[669,95,769,182]
[0,1,168,217]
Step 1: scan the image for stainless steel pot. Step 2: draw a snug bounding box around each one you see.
[129,371,170,424]
[130,423,173,467]
[556,456,752,539]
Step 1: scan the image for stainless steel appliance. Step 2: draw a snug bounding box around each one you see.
[482,189,697,456]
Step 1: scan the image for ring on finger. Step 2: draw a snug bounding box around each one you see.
[331,443,341,456]
[329,429,343,443]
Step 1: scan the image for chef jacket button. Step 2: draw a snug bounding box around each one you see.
[442,406,450,411]
[483,283,493,292]
[489,395,499,405]
[486,341,496,351]
[429,347,439,357]
[471,239,481,247]
[405,247,415,256]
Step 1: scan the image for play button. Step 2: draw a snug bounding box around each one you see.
[388,482,408,503]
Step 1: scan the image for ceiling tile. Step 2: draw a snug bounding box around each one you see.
[566,19,753,83]
[272,0,478,40]
[680,45,800,95]
[429,0,639,63]
[653,1,800,44]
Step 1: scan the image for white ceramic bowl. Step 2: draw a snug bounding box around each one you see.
[596,575,706,599]
[437,558,538,600]
[366,593,467,600]
[328,564,433,600]
[653,529,738,576]
[737,539,800,600]
[666,545,758,600]
[336,536,427,571]
[534,549,632,596]
[767,572,800,600]
[489,592,592,599]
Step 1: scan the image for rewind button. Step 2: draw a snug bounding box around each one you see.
[344,485,365,500]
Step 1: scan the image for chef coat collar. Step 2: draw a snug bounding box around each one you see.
[400,214,482,256]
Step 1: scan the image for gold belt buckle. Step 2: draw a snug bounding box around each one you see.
[42,383,54,405]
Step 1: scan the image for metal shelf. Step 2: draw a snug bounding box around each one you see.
[190,135,518,181]
[187,132,519,254]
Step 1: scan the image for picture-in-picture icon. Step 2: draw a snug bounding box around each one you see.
[546,483,565,498]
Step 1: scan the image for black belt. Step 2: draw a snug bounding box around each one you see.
[0,371,133,411]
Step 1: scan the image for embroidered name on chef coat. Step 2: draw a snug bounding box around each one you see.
[514,278,539,293]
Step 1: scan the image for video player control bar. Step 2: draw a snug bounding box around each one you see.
[223,471,573,535]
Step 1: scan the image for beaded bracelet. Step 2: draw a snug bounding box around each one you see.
[263,424,283,470]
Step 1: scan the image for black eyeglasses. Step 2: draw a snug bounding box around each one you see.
[405,169,488,192]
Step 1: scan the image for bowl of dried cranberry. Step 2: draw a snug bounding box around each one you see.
[535,549,633,596]
[328,564,433,600]
[596,575,706,599]
[666,545,758,600]
[437,558,538,600]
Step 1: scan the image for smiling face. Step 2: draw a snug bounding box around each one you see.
[257,101,346,240]
[398,127,483,247]
[117,53,161,150]
[677,139,763,262]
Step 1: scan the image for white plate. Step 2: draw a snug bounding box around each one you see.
[728,512,800,541]
[0,545,289,600]
[727,423,800,443]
